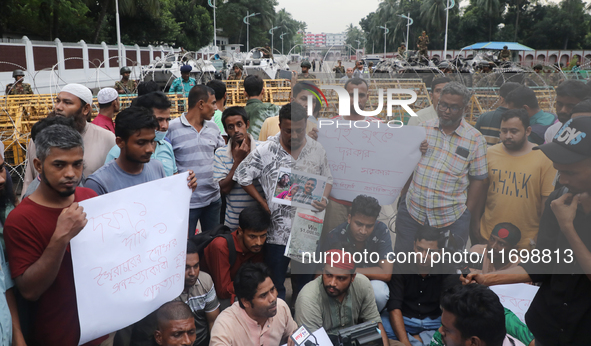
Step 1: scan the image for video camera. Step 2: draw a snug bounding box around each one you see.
[330,321,382,346]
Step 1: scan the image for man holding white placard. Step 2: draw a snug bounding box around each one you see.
[234,102,333,300]
[4,124,107,346]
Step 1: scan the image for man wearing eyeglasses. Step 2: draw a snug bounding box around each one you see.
[395,82,488,253]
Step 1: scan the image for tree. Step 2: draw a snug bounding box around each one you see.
[345,24,365,49]
[420,0,447,33]
[169,0,213,51]
[477,0,501,40]
[92,0,160,43]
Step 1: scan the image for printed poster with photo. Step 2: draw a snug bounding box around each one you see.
[272,167,328,211]
[285,208,325,263]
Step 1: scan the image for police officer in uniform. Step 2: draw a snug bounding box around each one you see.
[298,60,317,80]
[5,69,33,95]
[114,66,137,94]
[398,43,407,59]
[499,46,511,61]
[170,64,197,97]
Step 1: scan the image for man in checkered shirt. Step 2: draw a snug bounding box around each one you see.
[395,82,488,253]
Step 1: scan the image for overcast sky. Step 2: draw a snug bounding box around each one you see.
[276,0,590,33]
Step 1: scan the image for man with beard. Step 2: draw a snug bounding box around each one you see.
[469,223,523,274]
[85,107,196,195]
[544,80,591,144]
[396,82,488,253]
[21,83,116,198]
[214,107,263,230]
[295,249,388,345]
[105,91,177,177]
[474,109,556,247]
[234,102,332,300]
[4,124,108,345]
[463,116,591,346]
[505,86,556,145]
[209,263,297,346]
[474,82,521,146]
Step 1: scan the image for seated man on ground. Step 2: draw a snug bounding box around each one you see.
[469,223,522,274]
[437,284,526,346]
[154,301,197,346]
[295,248,389,346]
[209,263,297,346]
[383,226,454,346]
[130,239,221,346]
[202,204,270,306]
[318,194,393,313]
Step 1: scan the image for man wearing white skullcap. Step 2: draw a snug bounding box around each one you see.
[92,87,120,133]
[21,83,116,198]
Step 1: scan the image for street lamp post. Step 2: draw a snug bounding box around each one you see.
[443,0,455,59]
[243,11,260,52]
[377,25,389,58]
[269,26,281,57]
[280,33,286,55]
[208,0,217,48]
[115,0,122,67]
[397,13,413,49]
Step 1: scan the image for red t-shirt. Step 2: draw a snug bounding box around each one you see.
[201,230,264,301]
[91,114,115,133]
[4,187,106,346]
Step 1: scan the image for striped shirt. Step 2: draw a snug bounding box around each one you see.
[406,118,488,228]
[168,113,225,208]
[213,134,264,229]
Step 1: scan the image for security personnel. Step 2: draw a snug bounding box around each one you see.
[170,64,196,97]
[5,69,33,95]
[114,66,137,94]
[416,31,430,61]
[298,60,317,80]
[499,46,511,61]
[333,60,345,78]
[228,62,244,80]
[397,43,407,59]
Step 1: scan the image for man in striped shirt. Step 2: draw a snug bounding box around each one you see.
[395,82,488,253]
[214,106,263,229]
[168,85,226,236]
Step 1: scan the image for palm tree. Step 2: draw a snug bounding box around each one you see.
[92,0,160,43]
[420,0,447,33]
[477,0,500,41]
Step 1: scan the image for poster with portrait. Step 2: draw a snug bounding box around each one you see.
[272,167,328,210]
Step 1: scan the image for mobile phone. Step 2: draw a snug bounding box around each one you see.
[277,70,292,80]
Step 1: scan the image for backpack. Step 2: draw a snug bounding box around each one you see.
[190,224,237,268]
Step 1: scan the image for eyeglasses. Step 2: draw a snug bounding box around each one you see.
[437,102,462,113]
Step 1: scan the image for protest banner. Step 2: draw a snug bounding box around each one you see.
[490,283,539,323]
[272,167,329,210]
[317,123,425,205]
[285,208,325,262]
[70,173,191,344]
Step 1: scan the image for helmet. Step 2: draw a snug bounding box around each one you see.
[301,60,311,68]
[533,64,543,70]
[120,66,131,75]
[233,62,243,70]
[180,65,192,73]
[12,69,25,78]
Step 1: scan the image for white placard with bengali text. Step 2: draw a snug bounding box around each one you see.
[490,283,539,323]
[71,173,191,345]
[318,123,426,205]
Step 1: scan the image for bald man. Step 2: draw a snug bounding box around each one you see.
[155,301,197,346]
[22,84,116,197]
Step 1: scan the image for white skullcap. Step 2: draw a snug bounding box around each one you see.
[60,84,93,105]
[97,87,119,104]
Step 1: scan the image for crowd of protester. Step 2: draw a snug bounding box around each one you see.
[0,71,589,346]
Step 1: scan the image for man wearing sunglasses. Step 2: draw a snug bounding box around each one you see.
[395,82,488,254]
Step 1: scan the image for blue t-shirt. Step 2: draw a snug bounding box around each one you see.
[85,160,166,195]
[105,140,177,177]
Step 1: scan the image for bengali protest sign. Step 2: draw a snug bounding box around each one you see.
[490,283,539,323]
[70,173,191,344]
[317,123,426,205]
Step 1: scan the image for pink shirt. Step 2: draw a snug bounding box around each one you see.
[92,114,115,133]
[210,299,297,346]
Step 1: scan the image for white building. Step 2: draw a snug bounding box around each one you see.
[326,32,346,46]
